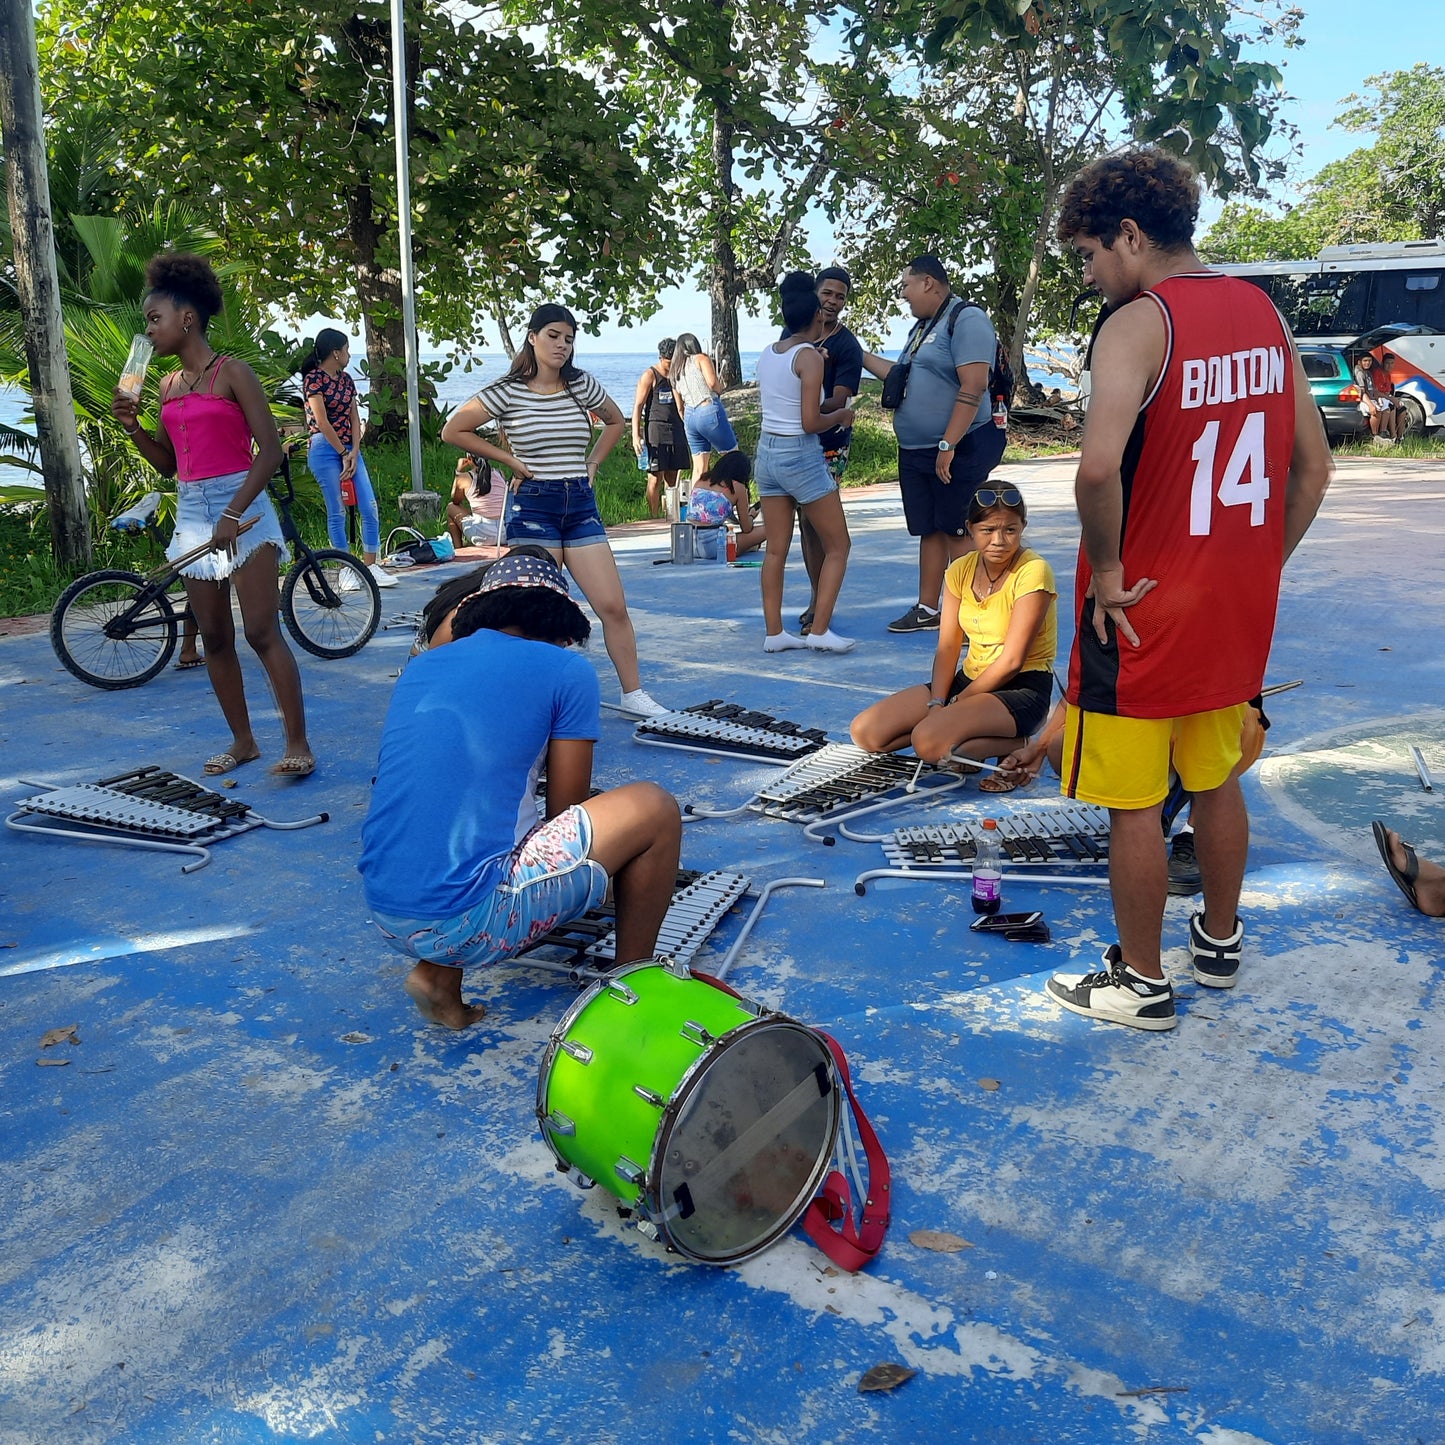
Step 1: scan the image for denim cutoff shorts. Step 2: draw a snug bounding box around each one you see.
[755,431,837,506]
[506,475,608,549]
[168,471,287,581]
[370,805,609,970]
[682,397,739,456]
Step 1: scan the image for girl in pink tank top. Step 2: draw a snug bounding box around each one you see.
[112,252,314,778]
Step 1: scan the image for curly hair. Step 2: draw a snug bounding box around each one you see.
[144,252,225,330]
[1055,148,1200,252]
[451,588,591,647]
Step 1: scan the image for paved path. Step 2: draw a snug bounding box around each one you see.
[1,454,1443,1443]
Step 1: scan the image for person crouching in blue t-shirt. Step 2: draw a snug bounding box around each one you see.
[359,552,682,1029]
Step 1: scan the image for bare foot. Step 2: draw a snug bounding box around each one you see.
[1385,828,1445,917]
[404,963,487,1029]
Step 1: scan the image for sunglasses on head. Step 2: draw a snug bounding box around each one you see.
[973,487,1023,509]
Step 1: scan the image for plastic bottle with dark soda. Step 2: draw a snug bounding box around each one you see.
[971,818,1003,914]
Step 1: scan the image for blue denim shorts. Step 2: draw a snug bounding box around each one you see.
[370,805,609,970]
[682,397,738,456]
[506,475,608,549]
[755,431,837,506]
[168,471,287,581]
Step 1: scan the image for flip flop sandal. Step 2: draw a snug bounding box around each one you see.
[1372,819,1423,913]
[272,755,317,778]
[174,657,206,670]
[797,607,816,635]
[204,751,258,776]
[978,773,1021,793]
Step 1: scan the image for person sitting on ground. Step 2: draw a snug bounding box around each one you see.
[1373,821,1445,918]
[850,485,1055,782]
[446,453,507,549]
[685,450,765,559]
[408,544,559,656]
[360,551,683,1030]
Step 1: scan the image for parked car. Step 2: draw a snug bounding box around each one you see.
[1300,345,1367,446]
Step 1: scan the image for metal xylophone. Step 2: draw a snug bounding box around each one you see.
[633,700,831,765]
[685,743,970,838]
[852,801,1113,895]
[7,765,329,872]
[512,868,751,979]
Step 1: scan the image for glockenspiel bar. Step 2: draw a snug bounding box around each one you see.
[635,702,828,763]
[585,869,750,964]
[880,803,1112,869]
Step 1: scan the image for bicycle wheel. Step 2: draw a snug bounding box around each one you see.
[281,549,380,659]
[51,569,180,689]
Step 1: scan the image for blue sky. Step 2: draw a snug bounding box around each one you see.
[586,0,1436,350]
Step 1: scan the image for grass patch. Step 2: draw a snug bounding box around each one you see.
[1332,434,1445,460]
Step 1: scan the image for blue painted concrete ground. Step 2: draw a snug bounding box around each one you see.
[2,454,1443,1444]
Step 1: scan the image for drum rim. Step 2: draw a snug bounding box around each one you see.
[643,1016,840,1265]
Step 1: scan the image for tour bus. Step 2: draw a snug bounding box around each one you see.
[1218,239,1445,434]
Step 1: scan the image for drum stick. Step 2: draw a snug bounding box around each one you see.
[1259,679,1304,698]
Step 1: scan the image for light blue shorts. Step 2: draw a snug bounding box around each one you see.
[168,471,287,581]
[682,397,738,456]
[370,805,609,971]
[755,431,837,506]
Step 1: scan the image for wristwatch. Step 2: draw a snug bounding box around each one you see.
[937,438,955,453]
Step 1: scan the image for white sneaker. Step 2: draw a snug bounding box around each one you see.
[368,562,398,589]
[618,688,670,719]
[805,628,856,654]
[336,568,361,593]
[763,631,807,653]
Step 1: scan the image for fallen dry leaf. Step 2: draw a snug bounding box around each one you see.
[222,780,238,789]
[978,1077,1000,1091]
[40,1025,79,1049]
[909,1229,974,1253]
[36,1057,71,1067]
[858,1363,918,1394]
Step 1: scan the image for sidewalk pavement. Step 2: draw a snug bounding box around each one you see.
[1,454,1443,1443]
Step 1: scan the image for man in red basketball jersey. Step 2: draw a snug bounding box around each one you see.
[1045,149,1332,1031]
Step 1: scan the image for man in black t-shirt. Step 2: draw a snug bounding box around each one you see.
[783,267,864,632]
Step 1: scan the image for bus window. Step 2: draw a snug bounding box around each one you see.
[1369,270,1445,331]
[1246,272,1371,337]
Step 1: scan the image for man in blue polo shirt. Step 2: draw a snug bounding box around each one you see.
[862,254,1006,633]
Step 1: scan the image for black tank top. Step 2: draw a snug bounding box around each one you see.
[645,367,682,444]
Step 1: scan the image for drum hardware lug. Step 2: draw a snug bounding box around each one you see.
[615,1157,645,1186]
[679,1020,714,1047]
[557,1163,595,1190]
[544,1110,576,1137]
[605,980,640,1005]
[632,1085,666,1107]
[634,1219,660,1243]
[659,953,690,978]
[560,1040,594,1064]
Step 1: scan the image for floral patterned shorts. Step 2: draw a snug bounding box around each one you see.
[371,805,608,971]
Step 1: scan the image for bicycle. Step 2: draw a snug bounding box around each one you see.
[50,451,382,690]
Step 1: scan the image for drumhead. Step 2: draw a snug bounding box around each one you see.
[652,1019,839,1265]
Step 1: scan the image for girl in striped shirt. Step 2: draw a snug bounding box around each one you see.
[443,305,668,718]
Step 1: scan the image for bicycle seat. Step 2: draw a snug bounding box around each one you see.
[111,491,164,532]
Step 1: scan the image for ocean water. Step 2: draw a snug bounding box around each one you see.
[0,351,765,491]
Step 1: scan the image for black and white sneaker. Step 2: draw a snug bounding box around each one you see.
[1167,829,1203,896]
[1046,946,1177,1031]
[887,604,940,633]
[1188,912,1243,989]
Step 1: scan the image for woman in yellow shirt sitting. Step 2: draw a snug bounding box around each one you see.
[851,486,1055,791]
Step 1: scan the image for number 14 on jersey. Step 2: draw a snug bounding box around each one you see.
[1189,411,1269,536]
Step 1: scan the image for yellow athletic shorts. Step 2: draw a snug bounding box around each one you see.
[1061,702,1248,810]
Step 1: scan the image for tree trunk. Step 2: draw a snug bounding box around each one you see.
[708,97,743,389]
[0,0,91,570]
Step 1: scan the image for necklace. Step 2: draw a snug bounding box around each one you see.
[976,554,1012,599]
[171,352,219,398]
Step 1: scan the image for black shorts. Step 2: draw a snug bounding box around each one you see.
[646,437,691,473]
[948,668,1053,737]
[897,426,1008,537]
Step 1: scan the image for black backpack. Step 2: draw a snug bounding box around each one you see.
[946,300,1016,409]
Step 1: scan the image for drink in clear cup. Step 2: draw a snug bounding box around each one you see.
[119,335,153,401]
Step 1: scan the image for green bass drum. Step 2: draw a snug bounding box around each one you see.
[536,960,840,1265]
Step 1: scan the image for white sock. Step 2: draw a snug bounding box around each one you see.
[763,631,807,653]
